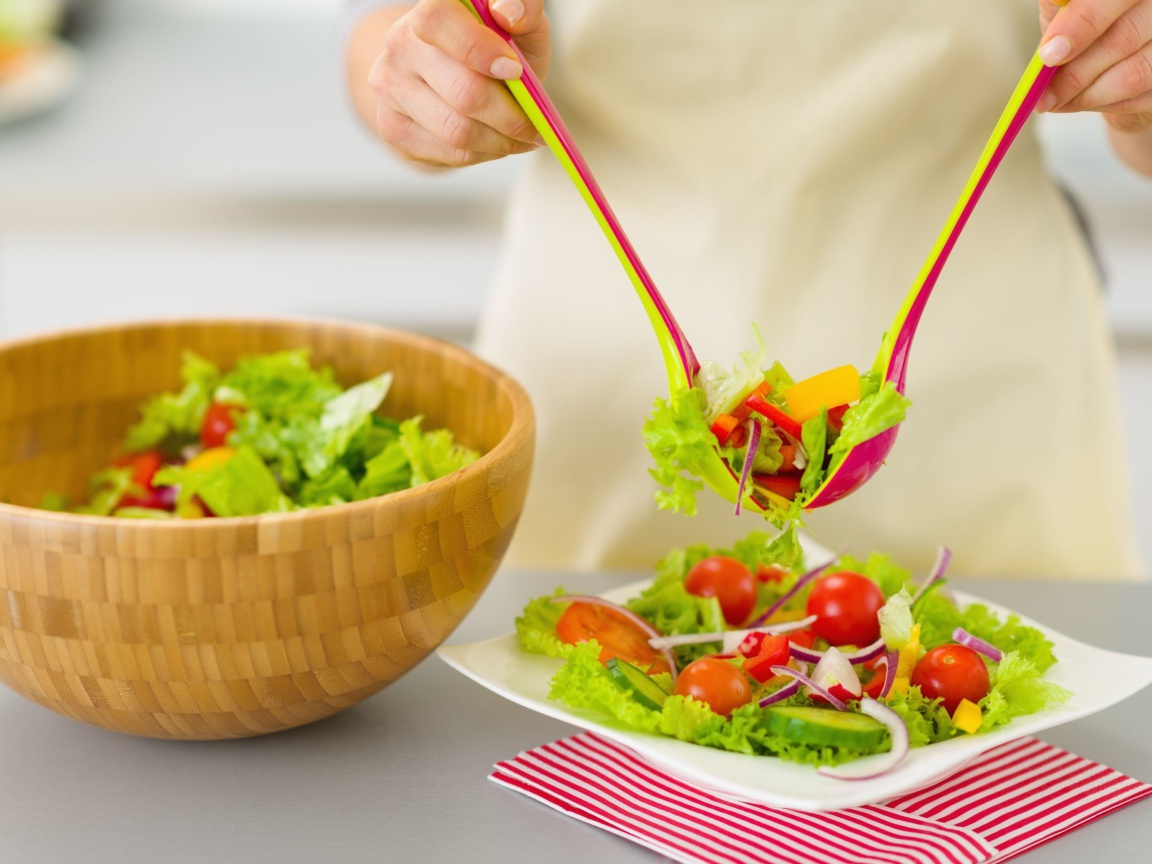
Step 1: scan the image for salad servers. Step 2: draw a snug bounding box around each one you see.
[467,0,1055,515]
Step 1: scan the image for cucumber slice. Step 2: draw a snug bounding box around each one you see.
[764,706,887,749]
[606,658,670,711]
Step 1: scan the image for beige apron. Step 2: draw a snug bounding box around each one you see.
[474,0,1145,579]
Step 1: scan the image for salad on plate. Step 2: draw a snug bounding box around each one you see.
[515,527,1069,779]
[643,328,911,525]
[41,349,479,519]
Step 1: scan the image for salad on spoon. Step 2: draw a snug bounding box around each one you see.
[465,0,1056,524]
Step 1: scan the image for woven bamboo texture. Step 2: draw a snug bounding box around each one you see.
[0,319,534,739]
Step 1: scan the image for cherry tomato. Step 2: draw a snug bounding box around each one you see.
[806,571,885,646]
[673,657,752,716]
[911,644,990,714]
[201,403,244,449]
[684,556,757,626]
[555,602,670,675]
[742,634,791,684]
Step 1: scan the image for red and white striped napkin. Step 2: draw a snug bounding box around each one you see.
[490,733,1151,864]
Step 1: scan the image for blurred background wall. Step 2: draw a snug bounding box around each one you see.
[1,0,1150,564]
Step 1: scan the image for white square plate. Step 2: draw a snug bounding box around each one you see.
[439,581,1152,811]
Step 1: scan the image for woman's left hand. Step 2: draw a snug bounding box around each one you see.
[1036,0,1152,132]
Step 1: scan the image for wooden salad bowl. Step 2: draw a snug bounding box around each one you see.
[0,319,534,739]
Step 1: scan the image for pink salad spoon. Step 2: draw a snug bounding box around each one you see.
[466,0,1055,516]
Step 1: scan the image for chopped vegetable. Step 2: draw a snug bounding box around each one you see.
[952,698,983,734]
[783,365,862,424]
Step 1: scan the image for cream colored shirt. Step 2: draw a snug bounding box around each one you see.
[473,0,1145,579]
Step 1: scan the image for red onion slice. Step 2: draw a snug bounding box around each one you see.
[878,650,899,699]
[646,615,818,653]
[767,664,848,711]
[818,697,910,780]
[747,558,836,628]
[551,594,677,677]
[910,546,952,605]
[757,679,800,708]
[789,637,887,666]
[734,419,762,517]
[952,627,1002,663]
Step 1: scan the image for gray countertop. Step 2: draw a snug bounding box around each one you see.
[0,571,1148,864]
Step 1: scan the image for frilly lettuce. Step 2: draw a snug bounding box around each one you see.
[642,386,712,517]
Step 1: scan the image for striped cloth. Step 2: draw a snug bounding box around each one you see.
[490,733,1152,864]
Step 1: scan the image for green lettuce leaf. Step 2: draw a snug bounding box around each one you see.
[299,372,393,478]
[515,589,572,658]
[642,387,713,516]
[838,551,912,598]
[398,416,479,486]
[155,446,293,517]
[799,409,828,494]
[980,650,1071,730]
[695,324,776,421]
[74,467,135,516]
[214,349,340,418]
[356,440,411,499]
[878,588,915,651]
[124,352,219,452]
[828,380,911,458]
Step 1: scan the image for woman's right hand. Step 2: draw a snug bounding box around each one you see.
[351,0,551,168]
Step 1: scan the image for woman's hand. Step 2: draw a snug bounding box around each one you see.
[348,0,550,168]
[1036,0,1152,176]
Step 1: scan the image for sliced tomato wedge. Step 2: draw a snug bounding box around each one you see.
[555,602,671,675]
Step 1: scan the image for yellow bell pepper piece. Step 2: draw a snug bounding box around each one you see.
[782,365,862,424]
[185,446,236,473]
[952,698,983,734]
[896,622,921,679]
[890,676,910,696]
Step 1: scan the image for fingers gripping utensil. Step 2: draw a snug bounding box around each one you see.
[467,0,1054,516]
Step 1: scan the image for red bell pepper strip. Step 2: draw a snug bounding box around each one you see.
[710,413,740,446]
[753,472,801,500]
[745,396,803,440]
[743,634,791,683]
[827,403,849,433]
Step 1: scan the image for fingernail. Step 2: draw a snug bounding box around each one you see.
[1039,35,1071,66]
[491,0,524,27]
[490,56,522,80]
[1035,92,1058,114]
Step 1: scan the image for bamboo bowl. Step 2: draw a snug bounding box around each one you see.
[0,319,534,740]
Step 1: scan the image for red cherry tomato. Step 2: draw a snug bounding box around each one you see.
[200,403,244,449]
[911,644,990,714]
[555,602,670,676]
[684,556,757,626]
[742,634,791,684]
[805,571,885,646]
[673,657,753,716]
